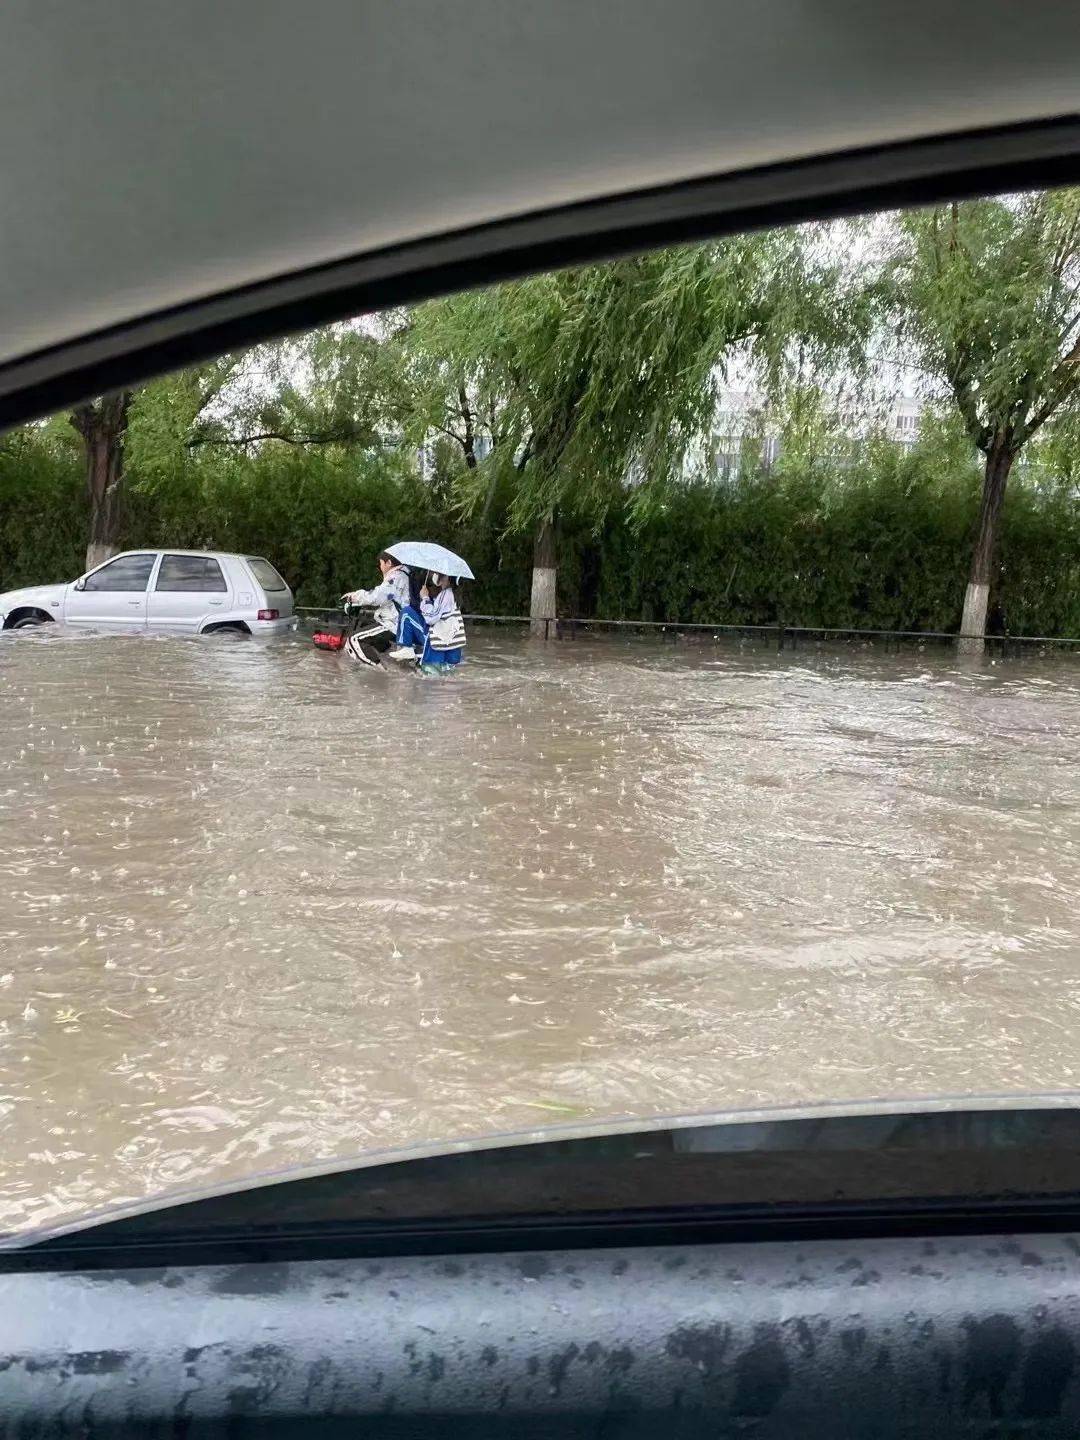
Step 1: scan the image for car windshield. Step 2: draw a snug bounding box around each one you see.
[2,187,1080,1238]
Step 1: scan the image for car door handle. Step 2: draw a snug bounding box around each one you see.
[208,599,224,606]
[128,599,142,605]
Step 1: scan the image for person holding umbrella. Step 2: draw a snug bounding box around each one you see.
[419,569,467,667]
[378,541,472,668]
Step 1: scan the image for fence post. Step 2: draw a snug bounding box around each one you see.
[776,623,785,654]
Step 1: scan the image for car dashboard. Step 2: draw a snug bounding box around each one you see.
[3,1103,1080,1436]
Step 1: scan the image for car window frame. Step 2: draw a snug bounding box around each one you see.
[154,553,230,595]
[78,551,160,594]
[245,557,288,594]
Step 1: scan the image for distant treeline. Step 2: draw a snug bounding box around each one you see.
[3,429,1080,637]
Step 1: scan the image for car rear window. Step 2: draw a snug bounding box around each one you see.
[246,558,288,592]
[156,554,228,592]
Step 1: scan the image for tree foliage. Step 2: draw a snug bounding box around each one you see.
[880,190,1080,641]
[410,233,871,536]
[893,193,1080,453]
[8,191,1080,639]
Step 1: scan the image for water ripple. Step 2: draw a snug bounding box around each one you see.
[2,628,1080,1230]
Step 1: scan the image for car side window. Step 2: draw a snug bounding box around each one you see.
[82,554,157,592]
[155,555,228,593]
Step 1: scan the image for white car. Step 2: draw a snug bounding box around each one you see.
[0,550,296,636]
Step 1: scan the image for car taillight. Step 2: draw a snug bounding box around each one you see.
[257,609,279,621]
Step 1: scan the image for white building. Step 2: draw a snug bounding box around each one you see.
[700,368,926,478]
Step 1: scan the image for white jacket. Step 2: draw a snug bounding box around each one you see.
[347,566,410,633]
[421,587,466,651]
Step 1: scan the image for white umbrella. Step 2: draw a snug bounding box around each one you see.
[385,541,475,581]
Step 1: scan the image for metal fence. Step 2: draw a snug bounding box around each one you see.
[293,607,1080,658]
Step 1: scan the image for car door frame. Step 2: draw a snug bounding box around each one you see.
[147,552,233,633]
[60,551,161,629]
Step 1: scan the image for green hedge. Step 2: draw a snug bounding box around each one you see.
[0,432,88,589]
[597,462,983,632]
[0,439,535,614]
[3,431,1080,635]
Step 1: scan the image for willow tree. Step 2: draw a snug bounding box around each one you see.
[888,190,1080,650]
[412,234,858,630]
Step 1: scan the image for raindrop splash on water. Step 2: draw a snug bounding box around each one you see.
[0,628,1079,1234]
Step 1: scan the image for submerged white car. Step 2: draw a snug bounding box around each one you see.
[0,550,295,636]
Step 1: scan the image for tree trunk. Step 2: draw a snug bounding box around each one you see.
[529,511,557,637]
[70,392,132,571]
[958,437,1015,655]
[458,384,478,469]
[84,427,124,570]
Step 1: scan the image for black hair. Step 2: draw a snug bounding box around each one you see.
[407,568,424,611]
[378,550,421,609]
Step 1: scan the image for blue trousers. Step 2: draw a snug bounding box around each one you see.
[396,605,428,653]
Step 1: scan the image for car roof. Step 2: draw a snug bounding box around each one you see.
[1,1,1077,427]
[106,550,255,562]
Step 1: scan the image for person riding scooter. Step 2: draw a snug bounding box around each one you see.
[341,552,414,667]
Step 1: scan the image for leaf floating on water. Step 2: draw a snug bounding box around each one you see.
[512,1099,585,1117]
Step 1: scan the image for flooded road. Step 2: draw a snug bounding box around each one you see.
[3,627,1080,1233]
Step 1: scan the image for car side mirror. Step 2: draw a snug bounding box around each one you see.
[73,579,86,591]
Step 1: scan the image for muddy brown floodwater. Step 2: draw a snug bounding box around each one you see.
[3,626,1080,1233]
